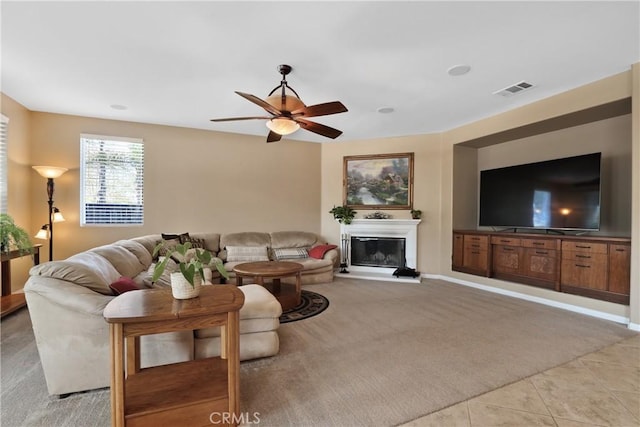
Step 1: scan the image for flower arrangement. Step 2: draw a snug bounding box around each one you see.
[364,211,392,219]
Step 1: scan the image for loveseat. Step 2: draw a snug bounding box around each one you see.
[24,231,337,396]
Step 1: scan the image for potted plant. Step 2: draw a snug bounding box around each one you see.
[0,213,33,255]
[410,209,422,220]
[152,241,229,299]
[329,205,357,224]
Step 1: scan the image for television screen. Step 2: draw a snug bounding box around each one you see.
[479,153,602,231]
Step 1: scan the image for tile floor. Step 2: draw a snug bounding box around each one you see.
[401,335,640,427]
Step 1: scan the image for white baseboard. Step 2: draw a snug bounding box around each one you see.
[422,273,633,328]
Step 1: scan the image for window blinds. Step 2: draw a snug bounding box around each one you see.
[0,116,8,214]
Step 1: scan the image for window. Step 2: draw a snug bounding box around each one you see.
[80,134,144,226]
[0,115,8,214]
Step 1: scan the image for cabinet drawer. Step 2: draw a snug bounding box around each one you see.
[561,241,607,254]
[522,239,558,250]
[561,260,607,290]
[491,236,521,247]
[464,234,489,246]
[609,244,630,295]
[562,251,607,264]
[492,245,522,274]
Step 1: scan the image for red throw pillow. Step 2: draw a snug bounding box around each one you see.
[109,277,140,295]
[308,244,338,259]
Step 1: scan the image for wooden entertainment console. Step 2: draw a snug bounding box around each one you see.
[452,230,630,304]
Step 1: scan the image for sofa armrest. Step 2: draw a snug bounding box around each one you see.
[24,276,115,316]
[323,248,340,267]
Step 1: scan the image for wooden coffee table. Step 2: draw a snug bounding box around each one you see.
[233,261,303,310]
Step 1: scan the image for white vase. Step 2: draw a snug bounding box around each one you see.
[170,272,202,299]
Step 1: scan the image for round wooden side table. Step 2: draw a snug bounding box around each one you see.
[233,261,303,310]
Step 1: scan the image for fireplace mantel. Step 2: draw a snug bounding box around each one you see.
[339,219,421,282]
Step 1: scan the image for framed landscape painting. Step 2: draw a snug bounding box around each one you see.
[343,152,414,209]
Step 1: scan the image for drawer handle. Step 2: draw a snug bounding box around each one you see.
[576,255,591,259]
[532,242,544,246]
[615,248,626,252]
[502,247,514,252]
[472,244,480,248]
[471,237,480,240]
[500,239,511,243]
[575,245,591,249]
[471,251,480,254]
[535,251,548,255]
[575,264,591,268]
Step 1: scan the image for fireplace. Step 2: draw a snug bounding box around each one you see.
[339,218,421,282]
[351,237,406,268]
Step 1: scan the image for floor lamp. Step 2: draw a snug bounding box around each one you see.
[32,166,67,261]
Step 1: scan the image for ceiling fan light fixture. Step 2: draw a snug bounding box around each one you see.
[266,118,300,136]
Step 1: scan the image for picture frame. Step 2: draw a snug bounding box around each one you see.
[343,152,414,210]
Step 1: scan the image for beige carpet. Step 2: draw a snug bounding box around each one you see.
[1,278,635,426]
[239,278,635,426]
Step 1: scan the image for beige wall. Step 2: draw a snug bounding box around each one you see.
[320,134,443,273]
[630,63,640,327]
[27,112,322,261]
[1,94,34,291]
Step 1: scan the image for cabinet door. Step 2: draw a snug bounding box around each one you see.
[463,247,488,272]
[608,244,630,295]
[522,248,558,282]
[492,245,522,275]
[452,233,464,269]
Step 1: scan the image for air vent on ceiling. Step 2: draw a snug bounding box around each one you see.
[493,81,535,97]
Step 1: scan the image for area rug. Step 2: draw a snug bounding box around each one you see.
[279,289,329,324]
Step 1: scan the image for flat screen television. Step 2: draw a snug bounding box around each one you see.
[479,152,602,231]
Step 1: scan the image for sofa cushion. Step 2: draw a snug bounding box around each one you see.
[273,247,309,260]
[308,244,338,259]
[270,231,319,249]
[29,252,119,295]
[91,244,147,278]
[219,232,271,260]
[196,284,281,338]
[226,246,269,262]
[113,240,153,269]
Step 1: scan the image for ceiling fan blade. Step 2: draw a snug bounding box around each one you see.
[266,131,282,143]
[296,118,343,139]
[235,91,282,116]
[210,116,271,122]
[292,101,348,118]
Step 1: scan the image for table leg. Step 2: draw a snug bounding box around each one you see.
[126,336,140,375]
[295,272,302,306]
[110,323,125,427]
[1,260,11,297]
[227,310,240,427]
[272,277,281,294]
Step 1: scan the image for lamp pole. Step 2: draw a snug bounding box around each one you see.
[33,166,67,262]
[46,178,54,262]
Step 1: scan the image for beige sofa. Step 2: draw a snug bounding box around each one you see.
[24,231,336,396]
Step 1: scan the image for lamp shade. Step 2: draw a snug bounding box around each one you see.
[32,166,68,178]
[266,118,300,136]
[52,207,65,222]
[35,225,50,240]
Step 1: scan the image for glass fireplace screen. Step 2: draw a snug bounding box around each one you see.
[350,236,406,268]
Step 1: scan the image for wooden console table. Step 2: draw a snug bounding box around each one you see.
[103,285,244,427]
[1,244,41,318]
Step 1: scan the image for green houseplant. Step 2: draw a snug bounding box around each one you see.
[329,205,357,224]
[152,241,229,299]
[410,209,422,219]
[0,213,33,255]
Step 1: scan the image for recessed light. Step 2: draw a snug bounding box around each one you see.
[447,64,471,76]
[110,104,128,110]
[376,107,395,114]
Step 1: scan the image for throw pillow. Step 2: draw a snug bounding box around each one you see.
[308,244,338,259]
[273,247,309,260]
[161,232,189,242]
[182,236,206,249]
[226,246,270,262]
[109,277,140,295]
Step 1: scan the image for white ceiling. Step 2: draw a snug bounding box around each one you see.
[2,1,639,143]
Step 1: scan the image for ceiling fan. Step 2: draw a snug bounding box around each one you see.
[210,64,348,143]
